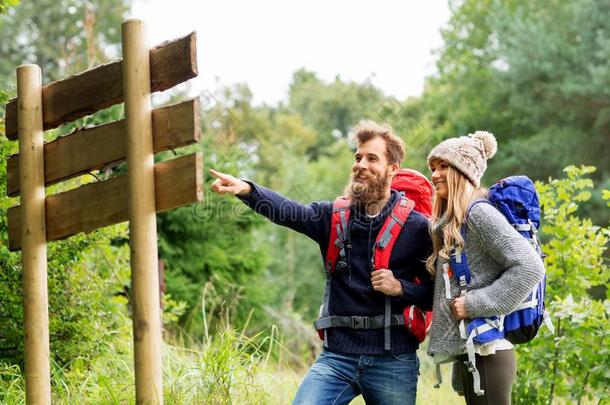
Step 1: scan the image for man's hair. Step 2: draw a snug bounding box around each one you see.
[353,120,405,165]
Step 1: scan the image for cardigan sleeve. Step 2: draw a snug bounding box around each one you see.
[463,203,545,318]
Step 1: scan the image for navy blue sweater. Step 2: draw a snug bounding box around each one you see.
[238,183,433,354]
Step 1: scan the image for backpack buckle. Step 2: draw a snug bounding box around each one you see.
[350,316,370,329]
[464,360,477,373]
[335,260,348,272]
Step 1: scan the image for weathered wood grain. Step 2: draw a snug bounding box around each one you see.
[7,98,200,196]
[7,153,203,251]
[4,32,197,140]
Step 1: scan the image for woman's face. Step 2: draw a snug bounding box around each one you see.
[430,159,449,200]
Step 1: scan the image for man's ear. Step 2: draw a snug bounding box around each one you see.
[388,163,399,177]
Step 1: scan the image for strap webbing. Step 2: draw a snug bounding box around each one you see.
[314,313,405,330]
[513,299,538,311]
[513,223,531,232]
[459,319,467,340]
[320,274,332,347]
[384,296,392,351]
[339,209,348,239]
[434,364,443,388]
[325,197,350,272]
[373,196,415,351]
[464,323,499,396]
[442,263,452,299]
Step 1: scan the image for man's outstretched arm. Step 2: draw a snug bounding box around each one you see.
[210,169,330,242]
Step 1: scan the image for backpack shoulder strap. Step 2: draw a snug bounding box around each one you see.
[450,198,492,287]
[374,196,415,270]
[373,195,414,351]
[324,197,351,273]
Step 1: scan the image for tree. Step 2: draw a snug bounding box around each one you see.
[287,69,388,159]
[419,0,609,223]
[0,0,130,86]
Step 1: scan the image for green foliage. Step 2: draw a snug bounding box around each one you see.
[288,69,389,159]
[0,133,133,367]
[0,0,130,86]
[421,0,610,223]
[513,166,609,404]
[157,87,273,341]
[0,0,18,15]
[536,166,608,297]
[0,0,132,368]
[1,0,609,401]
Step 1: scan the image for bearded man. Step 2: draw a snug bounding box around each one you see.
[210,120,433,405]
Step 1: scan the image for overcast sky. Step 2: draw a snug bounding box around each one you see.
[130,0,451,105]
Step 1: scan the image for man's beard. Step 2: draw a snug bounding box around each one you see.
[344,168,391,208]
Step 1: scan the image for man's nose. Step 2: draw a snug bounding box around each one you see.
[355,159,368,170]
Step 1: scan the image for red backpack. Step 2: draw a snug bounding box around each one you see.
[315,169,434,348]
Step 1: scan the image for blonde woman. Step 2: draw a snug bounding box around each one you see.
[425,131,544,405]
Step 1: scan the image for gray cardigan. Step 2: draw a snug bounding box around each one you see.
[427,202,545,358]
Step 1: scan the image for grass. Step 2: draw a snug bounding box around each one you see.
[1,322,600,404]
[0,324,458,405]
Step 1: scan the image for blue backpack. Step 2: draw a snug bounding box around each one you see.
[449,176,554,395]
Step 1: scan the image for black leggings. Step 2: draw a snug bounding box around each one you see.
[456,349,517,405]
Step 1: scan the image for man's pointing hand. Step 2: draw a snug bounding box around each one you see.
[210,169,252,196]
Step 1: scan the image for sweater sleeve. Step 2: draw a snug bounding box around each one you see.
[463,203,545,318]
[236,181,330,242]
[397,266,434,310]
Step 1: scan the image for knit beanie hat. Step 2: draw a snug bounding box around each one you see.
[427,131,497,187]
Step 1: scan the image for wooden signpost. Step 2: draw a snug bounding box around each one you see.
[5,20,202,404]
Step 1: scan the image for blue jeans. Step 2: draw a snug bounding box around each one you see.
[292,350,419,405]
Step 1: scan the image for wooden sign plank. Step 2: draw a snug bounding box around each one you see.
[4,32,197,141]
[6,98,200,197]
[7,153,202,251]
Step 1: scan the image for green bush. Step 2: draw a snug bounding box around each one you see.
[0,132,132,369]
[513,166,610,404]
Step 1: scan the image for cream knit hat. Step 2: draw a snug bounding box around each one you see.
[427,131,497,187]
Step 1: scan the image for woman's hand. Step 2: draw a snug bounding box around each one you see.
[451,296,468,320]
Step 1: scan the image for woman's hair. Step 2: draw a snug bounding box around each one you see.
[426,163,487,275]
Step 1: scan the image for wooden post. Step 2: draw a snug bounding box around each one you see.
[122,20,163,404]
[17,64,51,405]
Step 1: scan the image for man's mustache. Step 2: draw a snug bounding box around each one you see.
[352,170,375,181]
